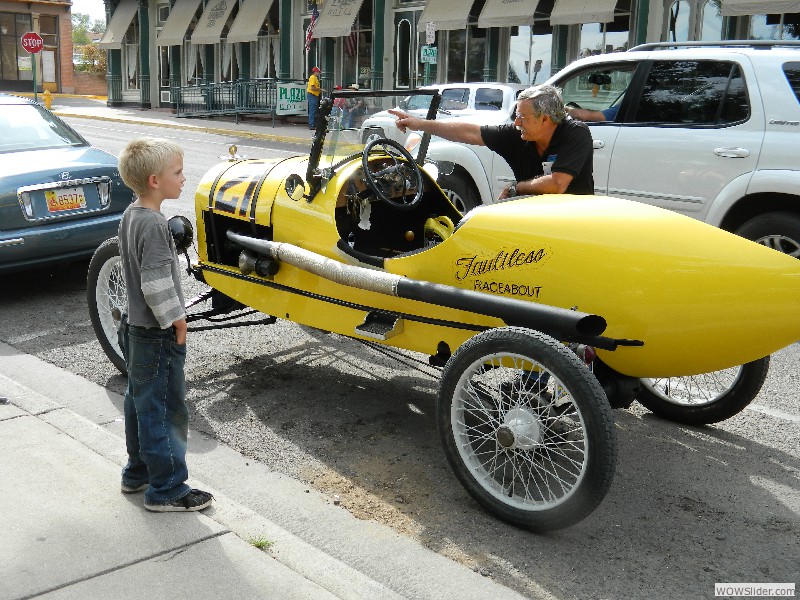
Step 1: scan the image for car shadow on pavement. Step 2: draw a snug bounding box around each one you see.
[179,327,800,600]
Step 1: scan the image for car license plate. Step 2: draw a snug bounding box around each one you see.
[45,187,86,212]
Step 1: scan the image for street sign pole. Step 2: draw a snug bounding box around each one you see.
[21,31,44,104]
[32,56,37,103]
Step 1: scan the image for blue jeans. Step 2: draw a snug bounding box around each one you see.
[118,322,191,505]
[308,93,320,128]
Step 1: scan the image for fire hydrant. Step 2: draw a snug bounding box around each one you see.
[43,89,53,110]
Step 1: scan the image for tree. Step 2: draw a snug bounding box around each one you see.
[72,13,91,45]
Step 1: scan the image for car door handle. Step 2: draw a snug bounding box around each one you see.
[593,140,605,149]
[714,147,750,158]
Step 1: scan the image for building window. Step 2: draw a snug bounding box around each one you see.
[396,18,411,87]
[699,0,724,40]
[579,0,631,57]
[39,15,58,47]
[123,19,140,91]
[751,13,800,40]
[666,0,691,41]
[0,12,32,82]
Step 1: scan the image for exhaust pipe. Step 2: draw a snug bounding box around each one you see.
[226,231,607,341]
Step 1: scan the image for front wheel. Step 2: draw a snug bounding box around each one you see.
[87,237,127,375]
[437,327,616,532]
[437,170,480,214]
[637,357,770,425]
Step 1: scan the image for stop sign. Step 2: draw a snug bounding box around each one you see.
[21,31,44,54]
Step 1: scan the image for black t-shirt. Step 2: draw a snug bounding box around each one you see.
[480,118,594,195]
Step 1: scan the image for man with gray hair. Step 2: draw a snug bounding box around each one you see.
[389,84,594,199]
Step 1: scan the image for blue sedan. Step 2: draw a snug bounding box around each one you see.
[0,94,133,273]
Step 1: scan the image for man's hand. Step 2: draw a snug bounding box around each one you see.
[388,109,414,133]
[173,318,187,345]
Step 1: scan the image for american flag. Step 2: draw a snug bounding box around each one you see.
[304,4,319,53]
[345,26,357,58]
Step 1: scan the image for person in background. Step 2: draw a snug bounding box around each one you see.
[116,138,214,513]
[307,66,322,130]
[390,84,594,199]
[567,104,619,122]
[343,84,366,129]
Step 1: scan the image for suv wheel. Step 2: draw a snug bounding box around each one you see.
[362,127,385,145]
[735,212,800,258]
[438,171,480,214]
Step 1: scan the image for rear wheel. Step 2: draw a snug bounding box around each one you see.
[637,357,769,425]
[735,212,800,258]
[87,237,127,375]
[437,170,480,214]
[437,327,616,532]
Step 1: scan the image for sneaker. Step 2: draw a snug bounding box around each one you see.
[144,489,214,513]
[121,482,148,494]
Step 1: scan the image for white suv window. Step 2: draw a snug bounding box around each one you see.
[632,60,749,126]
[475,88,504,110]
[784,61,800,104]
[441,88,469,111]
[558,65,636,120]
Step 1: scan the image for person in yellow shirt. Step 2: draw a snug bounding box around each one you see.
[307,66,321,129]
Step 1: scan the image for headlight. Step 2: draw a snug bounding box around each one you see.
[405,132,422,154]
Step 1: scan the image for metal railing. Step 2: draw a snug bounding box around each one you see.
[173,78,304,125]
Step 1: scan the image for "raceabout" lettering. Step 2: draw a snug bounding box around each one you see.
[473,280,541,298]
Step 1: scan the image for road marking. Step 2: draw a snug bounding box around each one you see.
[747,403,800,423]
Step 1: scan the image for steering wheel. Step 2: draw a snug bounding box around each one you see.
[361,137,424,210]
[566,101,582,109]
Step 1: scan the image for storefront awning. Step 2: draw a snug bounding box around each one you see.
[157,0,203,46]
[98,0,138,49]
[418,0,474,31]
[226,0,275,43]
[721,0,800,15]
[312,0,367,38]
[191,0,238,45]
[549,0,618,25]
[478,0,541,28]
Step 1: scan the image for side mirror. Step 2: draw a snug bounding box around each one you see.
[284,174,307,201]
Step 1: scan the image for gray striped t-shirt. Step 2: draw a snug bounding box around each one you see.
[118,204,186,329]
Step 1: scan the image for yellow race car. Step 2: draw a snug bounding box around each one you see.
[88,89,800,532]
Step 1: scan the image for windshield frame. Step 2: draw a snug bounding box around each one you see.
[305,89,441,196]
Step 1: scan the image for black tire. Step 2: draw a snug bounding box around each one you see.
[361,127,385,144]
[437,170,480,214]
[735,212,800,258]
[87,237,127,375]
[437,327,616,532]
[637,356,769,425]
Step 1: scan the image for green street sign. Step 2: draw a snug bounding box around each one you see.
[420,45,437,64]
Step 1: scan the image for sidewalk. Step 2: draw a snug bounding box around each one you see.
[0,341,533,600]
[43,94,318,145]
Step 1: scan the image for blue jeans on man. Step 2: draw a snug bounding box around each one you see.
[308,93,320,129]
[118,323,191,505]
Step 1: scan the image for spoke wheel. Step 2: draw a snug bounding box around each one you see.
[437,327,616,532]
[637,356,769,425]
[87,237,127,375]
[362,137,424,209]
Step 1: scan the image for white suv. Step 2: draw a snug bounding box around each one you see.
[360,82,524,146]
[418,41,800,257]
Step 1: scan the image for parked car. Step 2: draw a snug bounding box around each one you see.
[359,82,524,146]
[410,41,800,257]
[0,94,133,273]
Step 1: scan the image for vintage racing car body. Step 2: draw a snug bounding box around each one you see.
[89,89,800,532]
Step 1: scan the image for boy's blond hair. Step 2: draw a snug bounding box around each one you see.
[118,138,184,197]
